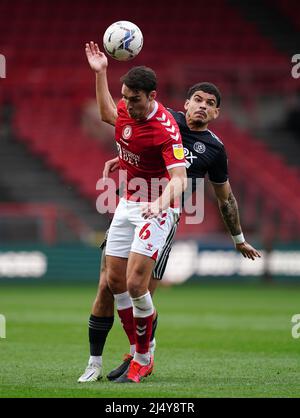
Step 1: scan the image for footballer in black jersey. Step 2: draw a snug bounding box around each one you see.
[78,56,261,383]
[169,108,228,189]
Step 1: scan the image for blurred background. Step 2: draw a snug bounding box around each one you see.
[0,0,300,284]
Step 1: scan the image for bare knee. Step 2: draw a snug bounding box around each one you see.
[106,257,127,295]
[107,271,126,295]
[126,254,153,298]
[127,270,149,298]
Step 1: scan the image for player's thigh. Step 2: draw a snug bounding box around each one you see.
[106,199,135,259]
[131,206,178,261]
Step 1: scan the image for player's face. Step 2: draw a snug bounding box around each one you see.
[121,84,156,120]
[184,91,219,127]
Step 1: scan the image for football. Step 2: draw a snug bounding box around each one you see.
[103,21,143,61]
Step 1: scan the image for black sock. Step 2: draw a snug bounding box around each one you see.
[88,315,114,356]
[150,313,158,342]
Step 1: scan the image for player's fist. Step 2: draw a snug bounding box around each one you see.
[141,202,162,219]
[85,41,108,73]
[103,157,119,180]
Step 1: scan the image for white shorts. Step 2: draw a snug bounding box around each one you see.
[106,198,180,260]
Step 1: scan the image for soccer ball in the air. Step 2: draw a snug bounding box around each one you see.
[103,21,143,61]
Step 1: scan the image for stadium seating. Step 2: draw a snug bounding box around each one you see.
[1,0,300,240]
[0,0,291,98]
[273,0,300,30]
[213,120,300,241]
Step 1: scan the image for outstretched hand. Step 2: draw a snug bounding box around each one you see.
[85,41,108,73]
[236,242,261,260]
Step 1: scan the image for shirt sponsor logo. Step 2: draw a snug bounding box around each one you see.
[193,142,206,154]
[119,145,140,167]
[172,144,184,160]
[184,148,198,165]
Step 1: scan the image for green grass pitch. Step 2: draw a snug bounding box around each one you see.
[0,281,300,398]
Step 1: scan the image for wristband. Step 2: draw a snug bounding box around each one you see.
[231,233,245,245]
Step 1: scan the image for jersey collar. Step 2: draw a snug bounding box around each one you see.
[146,101,158,120]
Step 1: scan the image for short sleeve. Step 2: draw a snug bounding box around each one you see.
[158,111,186,170]
[208,146,229,183]
[161,135,186,170]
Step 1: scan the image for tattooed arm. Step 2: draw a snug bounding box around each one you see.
[213,181,241,235]
[211,181,261,260]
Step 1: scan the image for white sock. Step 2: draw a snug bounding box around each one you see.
[131,291,154,318]
[130,344,136,356]
[114,291,132,310]
[134,351,150,366]
[89,355,102,366]
[150,338,156,355]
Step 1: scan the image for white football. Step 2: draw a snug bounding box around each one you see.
[103,21,143,61]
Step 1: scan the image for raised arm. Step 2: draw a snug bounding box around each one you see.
[85,41,117,126]
[211,180,261,260]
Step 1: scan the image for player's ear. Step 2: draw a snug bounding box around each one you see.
[149,91,157,101]
[213,108,220,120]
[184,99,190,111]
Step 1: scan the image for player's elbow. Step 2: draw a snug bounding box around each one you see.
[177,173,187,194]
[217,196,229,207]
[173,167,187,187]
[175,174,187,194]
[178,169,188,192]
[98,107,116,126]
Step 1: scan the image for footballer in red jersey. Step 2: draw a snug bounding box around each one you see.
[80,41,187,384]
[115,99,185,202]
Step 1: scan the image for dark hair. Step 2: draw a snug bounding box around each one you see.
[121,66,157,95]
[187,82,221,107]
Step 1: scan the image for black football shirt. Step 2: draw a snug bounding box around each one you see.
[169,110,228,193]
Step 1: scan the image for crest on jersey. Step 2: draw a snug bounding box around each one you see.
[193,142,206,154]
[172,144,184,160]
[122,125,132,140]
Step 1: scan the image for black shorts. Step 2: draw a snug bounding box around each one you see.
[99,221,178,280]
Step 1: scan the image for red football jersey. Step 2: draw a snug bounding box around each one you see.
[115,100,186,202]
